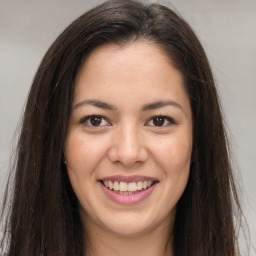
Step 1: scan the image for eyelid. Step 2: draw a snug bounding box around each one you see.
[145,115,177,127]
[80,115,111,127]
[79,114,176,128]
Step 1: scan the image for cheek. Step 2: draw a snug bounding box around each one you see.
[155,137,192,166]
[65,133,107,173]
[152,135,192,177]
[64,133,108,206]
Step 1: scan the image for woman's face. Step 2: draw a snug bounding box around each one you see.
[65,42,193,237]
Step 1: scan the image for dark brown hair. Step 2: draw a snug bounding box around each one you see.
[1,0,243,255]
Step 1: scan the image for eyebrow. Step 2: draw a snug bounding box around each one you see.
[142,100,184,112]
[73,99,184,112]
[73,99,117,111]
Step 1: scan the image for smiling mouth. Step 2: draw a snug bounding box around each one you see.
[100,180,158,194]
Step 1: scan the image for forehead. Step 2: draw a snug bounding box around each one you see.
[73,41,190,115]
[75,41,181,84]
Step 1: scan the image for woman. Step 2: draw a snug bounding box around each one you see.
[0,0,244,255]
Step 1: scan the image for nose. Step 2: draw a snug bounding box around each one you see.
[107,125,148,166]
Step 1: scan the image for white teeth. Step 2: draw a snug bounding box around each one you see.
[137,181,143,190]
[120,181,128,191]
[142,181,148,189]
[128,182,137,192]
[103,180,154,192]
[113,181,119,191]
[108,180,114,190]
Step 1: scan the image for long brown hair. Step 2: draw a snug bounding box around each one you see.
[1,0,243,255]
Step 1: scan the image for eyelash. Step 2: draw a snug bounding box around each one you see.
[80,115,111,127]
[80,115,176,128]
[146,115,176,127]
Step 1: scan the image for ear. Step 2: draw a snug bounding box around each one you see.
[62,150,66,164]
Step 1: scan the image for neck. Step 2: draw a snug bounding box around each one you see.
[82,215,174,256]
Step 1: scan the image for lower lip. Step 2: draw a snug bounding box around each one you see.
[100,182,157,205]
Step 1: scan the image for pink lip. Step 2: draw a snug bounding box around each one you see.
[100,175,157,183]
[99,181,157,205]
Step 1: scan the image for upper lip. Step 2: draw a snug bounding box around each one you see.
[99,175,158,183]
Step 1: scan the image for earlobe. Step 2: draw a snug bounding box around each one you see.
[62,150,67,164]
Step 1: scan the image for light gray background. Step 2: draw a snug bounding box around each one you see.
[0,0,255,253]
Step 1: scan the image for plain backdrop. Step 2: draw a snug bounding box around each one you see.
[0,0,255,253]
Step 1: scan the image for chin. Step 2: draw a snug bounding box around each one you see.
[97,211,164,238]
[104,221,153,238]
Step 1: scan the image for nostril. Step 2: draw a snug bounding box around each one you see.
[107,138,149,166]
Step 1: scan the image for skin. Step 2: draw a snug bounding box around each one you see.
[65,41,193,256]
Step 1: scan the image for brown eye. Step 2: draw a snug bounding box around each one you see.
[80,115,110,127]
[90,116,102,126]
[152,116,165,126]
[146,115,175,127]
